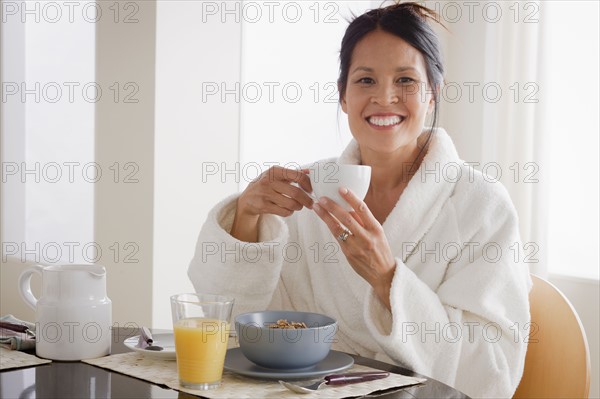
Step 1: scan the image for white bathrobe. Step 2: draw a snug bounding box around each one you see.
[188,128,532,398]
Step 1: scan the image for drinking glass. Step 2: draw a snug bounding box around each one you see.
[170,293,234,390]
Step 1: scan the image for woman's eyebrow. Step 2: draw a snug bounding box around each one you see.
[350,66,420,74]
[351,66,374,74]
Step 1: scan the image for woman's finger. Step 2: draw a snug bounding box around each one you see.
[268,189,304,212]
[271,166,309,185]
[313,203,349,239]
[296,169,313,194]
[317,196,367,240]
[261,201,295,218]
[349,211,366,228]
[271,180,313,209]
[338,187,378,230]
[279,167,312,197]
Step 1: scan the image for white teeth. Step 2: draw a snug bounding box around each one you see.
[368,116,402,126]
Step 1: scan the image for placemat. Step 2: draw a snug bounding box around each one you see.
[83,352,426,398]
[0,348,52,370]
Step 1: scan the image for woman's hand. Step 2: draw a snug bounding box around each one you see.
[231,166,314,242]
[313,188,396,310]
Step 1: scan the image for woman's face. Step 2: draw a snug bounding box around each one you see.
[341,29,434,155]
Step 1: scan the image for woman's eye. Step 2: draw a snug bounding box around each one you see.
[357,77,374,84]
[397,77,415,84]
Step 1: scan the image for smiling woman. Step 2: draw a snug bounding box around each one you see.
[188,3,532,399]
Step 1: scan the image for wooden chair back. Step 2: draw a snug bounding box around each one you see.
[513,274,591,398]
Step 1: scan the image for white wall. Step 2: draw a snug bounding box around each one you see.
[94,1,157,327]
[1,0,26,249]
[543,2,599,281]
[0,0,27,319]
[551,275,600,399]
[152,1,242,328]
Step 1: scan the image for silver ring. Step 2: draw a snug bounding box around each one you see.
[337,229,351,242]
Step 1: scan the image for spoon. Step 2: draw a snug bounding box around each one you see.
[280,371,389,394]
[139,327,164,351]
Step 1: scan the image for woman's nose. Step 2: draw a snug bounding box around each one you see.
[372,84,399,105]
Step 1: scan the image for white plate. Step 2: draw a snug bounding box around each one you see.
[224,348,354,380]
[123,333,176,360]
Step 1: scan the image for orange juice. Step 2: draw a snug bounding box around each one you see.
[173,317,230,387]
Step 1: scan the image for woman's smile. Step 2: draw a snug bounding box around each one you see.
[366,113,406,129]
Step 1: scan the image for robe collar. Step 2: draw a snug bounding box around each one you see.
[337,128,461,262]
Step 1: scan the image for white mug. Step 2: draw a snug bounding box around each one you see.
[309,162,371,210]
[18,264,112,360]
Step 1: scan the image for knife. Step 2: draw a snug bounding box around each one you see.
[138,327,164,351]
[140,326,154,345]
[0,321,35,338]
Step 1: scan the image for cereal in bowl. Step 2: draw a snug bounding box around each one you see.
[267,319,308,329]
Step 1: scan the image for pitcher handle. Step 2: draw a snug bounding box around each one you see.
[18,264,44,310]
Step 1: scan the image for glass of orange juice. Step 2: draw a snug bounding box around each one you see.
[170,293,234,390]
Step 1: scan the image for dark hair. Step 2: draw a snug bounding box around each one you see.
[338,2,445,148]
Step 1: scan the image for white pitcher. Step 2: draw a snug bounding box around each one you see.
[18,264,112,360]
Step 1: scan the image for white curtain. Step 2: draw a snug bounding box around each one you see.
[478,1,547,276]
[434,1,547,277]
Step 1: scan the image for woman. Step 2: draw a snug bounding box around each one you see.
[189,3,531,397]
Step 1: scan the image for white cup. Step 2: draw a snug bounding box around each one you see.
[309,162,371,210]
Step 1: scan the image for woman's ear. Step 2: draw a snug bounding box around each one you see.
[338,82,348,114]
[427,83,441,115]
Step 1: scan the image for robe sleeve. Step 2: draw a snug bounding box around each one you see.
[187,194,292,316]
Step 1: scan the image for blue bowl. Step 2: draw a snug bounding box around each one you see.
[235,311,337,370]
